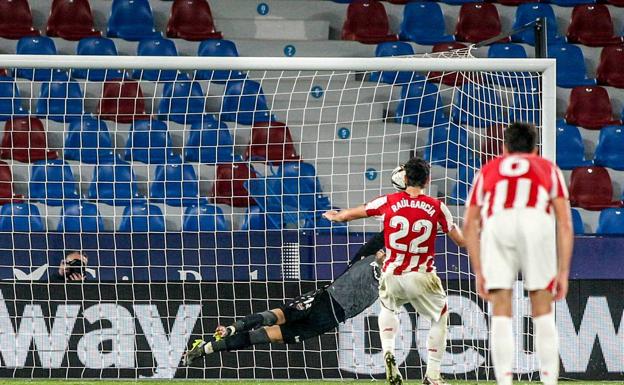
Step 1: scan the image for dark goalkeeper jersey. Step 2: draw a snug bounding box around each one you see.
[327,254,382,319]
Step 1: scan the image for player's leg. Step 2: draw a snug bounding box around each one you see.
[529,290,558,385]
[378,274,405,385]
[215,308,284,338]
[489,289,514,385]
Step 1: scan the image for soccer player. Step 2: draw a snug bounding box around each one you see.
[462,122,574,385]
[323,157,465,385]
[183,231,385,366]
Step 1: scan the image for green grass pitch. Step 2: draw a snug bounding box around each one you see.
[0,381,621,385]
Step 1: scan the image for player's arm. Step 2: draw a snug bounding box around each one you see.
[323,205,369,222]
[439,201,466,248]
[463,204,485,297]
[448,226,466,248]
[350,231,385,265]
[551,198,574,301]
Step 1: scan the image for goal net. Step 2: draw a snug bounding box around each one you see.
[0,51,555,380]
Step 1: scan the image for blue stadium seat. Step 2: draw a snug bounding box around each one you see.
[370,42,419,84]
[0,76,27,120]
[196,39,246,82]
[88,159,142,205]
[124,119,175,164]
[157,75,205,124]
[593,125,624,170]
[184,115,235,163]
[399,2,454,45]
[488,43,527,58]
[220,80,273,125]
[107,0,162,41]
[423,123,470,168]
[395,80,449,127]
[596,208,624,235]
[149,156,202,206]
[0,203,44,232]
[29,159,80,206]
[240,205,281,230]
[512,4,564,46]
[451,83,506,128]
[278,161,331,213]
[448,160,480,205]
[182,204,229,231]
[510,85,540,126]
[15,37,68,81]
[35,81,84,122]
[57,201,105,232]
[64,116,115,164]
[571,208,584,234]
[118,202,165,232]
[73,37,124,81]
[556,119,592,170]
[132,38,178,81]
[547,44,596,88]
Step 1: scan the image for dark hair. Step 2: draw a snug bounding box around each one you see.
[504,122,537,153]
[403,157,430,188]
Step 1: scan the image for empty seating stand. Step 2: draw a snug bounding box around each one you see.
[512,4,564,46]
[564,86,620,129]
[97,80,149,123]
[455,3,506,43]
[341,0,398,44]
[107,0,162,41]
[184,114,235,163]
[597,45,624,88]
[429,42,468,86]
[64,116,115,164]
[596,208,624,234]
[1,117,57,163]
[0,203,44,232]
[133,38,179,81]
[124,119,175,164]
[58,201,105,232]
[195,39,246,83]
[399,2,454,45]
[118,202,165,232]
[555,119,592,170]
[211,162,258,207]
[370,42,418,84]
[166,0,222,41]
[568,166,622,210]
[182,204,229,231]
[73,37,125,81]
[46,0,101,41]
[244,121,300,164]
[0,160,22,205]
[0,0,39,39]
[548,44,596,88]
[566,4,622,46]
[593,125,624,170]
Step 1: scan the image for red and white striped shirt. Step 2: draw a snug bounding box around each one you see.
[467,154,568,220]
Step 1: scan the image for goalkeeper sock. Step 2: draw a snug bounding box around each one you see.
[425,310,448,380]
[534,312,559,385]
[378,307,399,354]
[233,311,278,333]
[206,332,251,353]
[491,316,514,385]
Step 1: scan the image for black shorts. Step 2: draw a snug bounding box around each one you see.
[278,289,345,344]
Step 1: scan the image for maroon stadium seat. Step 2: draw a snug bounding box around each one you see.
[166,0,222,41]
[244,121,299,164]
[46,0,101,41]
[0,0,39,39]
[341,0,398,44]
[428,42,468,86]
[0,160,23,204]
[596,45,624,88]
[210,162,258,207]
[97,81,149,123]
[1,117,58,163]
[564,86,620,130]
[569,166,622,210]
[455,3,507,43]
[566,5,622,46]
[481,125,505,163]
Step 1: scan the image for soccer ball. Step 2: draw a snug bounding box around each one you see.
[391,166,406,191]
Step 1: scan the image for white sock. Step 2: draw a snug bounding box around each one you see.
[425,311,448,380]
[491,316,514,385]
[534,312,559,385]
[203,341,214,354]
[378,306,399,355]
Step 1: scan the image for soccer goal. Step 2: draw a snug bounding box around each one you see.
[0,50,555,380]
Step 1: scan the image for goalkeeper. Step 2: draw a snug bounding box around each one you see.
[183,231,384,365]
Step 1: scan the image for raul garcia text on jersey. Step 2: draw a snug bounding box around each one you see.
[390,199,436,216]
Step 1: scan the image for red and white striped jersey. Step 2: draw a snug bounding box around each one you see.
[467,154,568,220]
[365,191,455,275]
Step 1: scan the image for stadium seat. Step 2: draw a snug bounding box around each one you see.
[593,125,624,170]
[244,121,299,164]
[124,119,175,164]
[278,161,331,214]
[87,160,142,205]
[555,119,592,170]
[150,156,202,206]
[481,125,504,163]
[548,43,596,88]
[220,80,273,125]
[132,38,179,81]
[399,2,454,45]
[244,176,294,224]
[566,4,622,46]
[0,202,44,232]
[118,202,165,232]
[157,75,205,124]
[35,80,85,122]
[64,116,115,164]
[564,86,620,130]
[341,0,398,44]
[0,160,21,205]
[97,80,149,123]
[571,208,584,234]
[240,205,281,231]
[512,4,564,46]
[370,42,420,84]
[46,0,101,41]
[29,159,80,206]
[182,204,229,231]
[0,76,27,120]
[195,39,246,82]
[487,43,527,59]
[184,114,235,163]
[107,0,162,41]
[211,162,258,207]
[448,161,479,205]
[73,37,125,81]
[57,201,105,232]
[1,116,57,163]
[166,0,222,41]
[423,123,470,168]
[597,45,624,88]
[455,3,505,43]
[395,80,449,127]
[596,208,624,234]
[568,166,621,210]
[15,37,68,81]
[510,85,540,126]
[451,83,506,128]
[429,42,467,86]
[0,0,39,39]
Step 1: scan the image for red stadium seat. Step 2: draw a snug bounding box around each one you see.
[210,162,258,207]
[481,125,505,163]
[341,0,398,44]
[0,160,23,205]
[564,86,620,130]
[0,0,39,39]
[244,121,299,164]
[166,0,222,41]
[566,5,622,46]
[46,0,101,41]
[428,42,468,86]
[597,45,624,88]
[455,3,507,43]
[97,81,149,123]
[569,166,622,210]
[1,117,58,163]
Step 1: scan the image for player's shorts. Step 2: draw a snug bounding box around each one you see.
[481,208,557,292]
[379,270,447,322]
[278,289,345,344]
